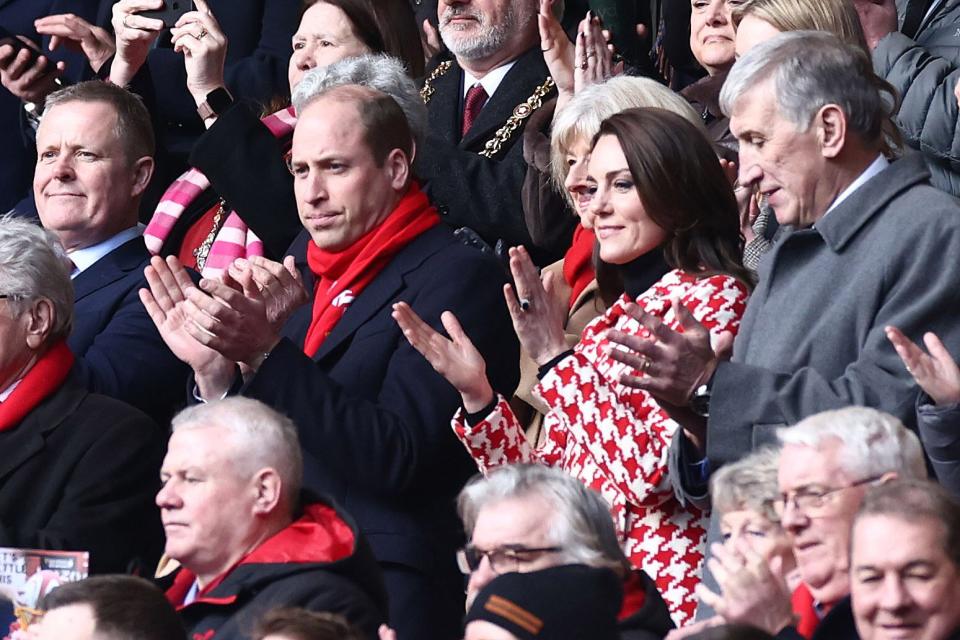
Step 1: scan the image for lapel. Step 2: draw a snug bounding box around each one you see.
[309,226,451,362]
[815,154,929,253]
[72,237,150,302]
[425,57,463,145]
[459,46,553,150]
[0,371,84,484]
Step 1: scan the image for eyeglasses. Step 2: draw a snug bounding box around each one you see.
[0,294,24,300]
[773,476,881,516]
[455,544,562,575]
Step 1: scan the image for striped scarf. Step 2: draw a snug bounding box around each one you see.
[143,106,297,279]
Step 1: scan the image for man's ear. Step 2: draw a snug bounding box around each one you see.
[131,156,155,198]
[385,148,411,191]
[24,297,54,350]
[251,468,283,516]
[816,104,847,159]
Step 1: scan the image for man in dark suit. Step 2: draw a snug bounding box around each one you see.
[34,80,190,423]
[143,83,520,640]
[418,0,572,264]
[0,216,163,575]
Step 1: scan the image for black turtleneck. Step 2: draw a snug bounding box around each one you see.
[618,248,671,300]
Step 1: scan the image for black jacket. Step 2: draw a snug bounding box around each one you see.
[619,569,675,639]
[418,46,566,264]
[0,367,164,574]
[164,497,387,640]
[775,597,858,640]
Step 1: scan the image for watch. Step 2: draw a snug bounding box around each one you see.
[690,382,712,418]
[196,87,234,121]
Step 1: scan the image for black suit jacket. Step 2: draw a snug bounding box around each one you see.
[419,46,565,264]
[240,226,519,622]
[0,369,164,574]
[69,236,192,424]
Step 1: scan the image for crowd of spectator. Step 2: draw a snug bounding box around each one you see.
[1,0,960,638]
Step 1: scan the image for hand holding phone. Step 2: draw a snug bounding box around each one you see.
[138,1,195,29]
[0,27,61,104]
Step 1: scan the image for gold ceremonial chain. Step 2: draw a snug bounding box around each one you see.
[420,60,453,103]
[194,198,228,271]
[419,61,555,160]
[477,77,554,158]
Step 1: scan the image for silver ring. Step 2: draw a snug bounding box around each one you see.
[639,356,651,373]
[519,298,532,312]
[197,28,208,39]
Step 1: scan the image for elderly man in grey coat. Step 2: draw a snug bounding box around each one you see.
[606,30,960,618]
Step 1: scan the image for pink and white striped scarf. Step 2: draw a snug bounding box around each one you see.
[142,106,298,279]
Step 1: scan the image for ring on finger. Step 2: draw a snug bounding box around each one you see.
[197,28,209,39]
[519,298,532,312]
[578,61,588,69]
[639,355,651,373]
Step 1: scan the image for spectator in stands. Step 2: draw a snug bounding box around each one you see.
[886,326,960,500]
[156,397,387,640]
[850,479,960,640]
[516,76,707,440]
[418,0,568,264]
[253,608,364,640]
[464,564,623,640]
[395,105,750,624]
[34,575,185,640]
[137,0,423,277]
[457,465,674,639]
[855,0,960,196]
[697,407,927,638]
[143,80,519,640]
[604,30,960,562]
[33,80,190,423]
[0,216,163,574]
[733,0,868,56]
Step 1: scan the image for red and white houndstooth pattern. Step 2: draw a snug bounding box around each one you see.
[453,269,749,626]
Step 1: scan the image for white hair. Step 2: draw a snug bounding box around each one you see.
[777,407,927,481]
[172,397,304,510]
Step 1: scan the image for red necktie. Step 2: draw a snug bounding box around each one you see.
[462,83,489,138]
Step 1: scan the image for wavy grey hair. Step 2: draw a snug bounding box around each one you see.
[458,464,628,575]
[291,53,427,150]
[550,76,705,197]
[719,30,896,147]
[0,215,73,342]
[711,446,782,523]
[172,397,304,512]
[777,407,927,482]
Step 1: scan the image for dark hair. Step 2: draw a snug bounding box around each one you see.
[300,0,424,77]
[253,607,364,640]
[593,107,753,288]
[856,479,960,568]
[41,575,186,640]
[43,80,155,162]
[683,624,776,640]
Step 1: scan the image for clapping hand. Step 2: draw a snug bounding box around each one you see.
[503,246,568,366]
[227,256,310,334]
[886,326,960,406]
[35,13,115,73]
[392,302,495,413]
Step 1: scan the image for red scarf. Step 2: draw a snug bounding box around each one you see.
[0,341,74,432]
[791,583,820,639]
[303,182,440,356]
[562,225,596,308]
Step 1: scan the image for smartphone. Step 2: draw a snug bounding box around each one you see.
[0,26,45,69]
[139,0,194,28]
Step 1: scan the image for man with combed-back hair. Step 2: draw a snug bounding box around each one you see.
[34,80,191,424]
[0,215,163,575]
[156,397,387,640]
[457,465,675,639]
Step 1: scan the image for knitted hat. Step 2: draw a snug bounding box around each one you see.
[464,564,623,640]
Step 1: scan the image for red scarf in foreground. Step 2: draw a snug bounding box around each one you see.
[0,341,74,432]
[303,182,440,357]
[562,225,596,308]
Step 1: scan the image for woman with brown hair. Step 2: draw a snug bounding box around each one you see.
[394,107,752,625]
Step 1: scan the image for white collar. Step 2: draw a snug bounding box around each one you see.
[0,378,21,402]
[462,60,517,100]
[67,225,144,278]
[823,155,889,219]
